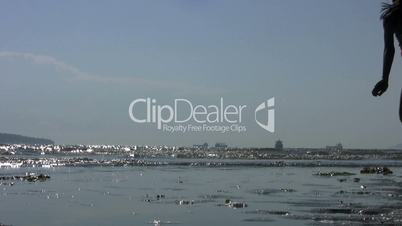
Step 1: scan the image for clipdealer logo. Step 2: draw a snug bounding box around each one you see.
[255,97,275,133]
[128,97,275,133]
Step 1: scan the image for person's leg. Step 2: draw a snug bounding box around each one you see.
[400,89,402,123]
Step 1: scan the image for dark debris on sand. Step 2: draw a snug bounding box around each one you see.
[360,166,393,175]
[0,173,50,182]
[314,171,355,177]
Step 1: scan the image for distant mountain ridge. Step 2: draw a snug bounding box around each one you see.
[392,143,402,150]
[0,133,54,145]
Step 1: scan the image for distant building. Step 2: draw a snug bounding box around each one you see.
[193,142,209,150]
[275,140,283,150]
[326,143,343,152]
[214,143,228,150]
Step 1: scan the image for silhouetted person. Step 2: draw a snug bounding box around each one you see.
[372,0,402,123]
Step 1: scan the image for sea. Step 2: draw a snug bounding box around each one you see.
[0,159,401,226]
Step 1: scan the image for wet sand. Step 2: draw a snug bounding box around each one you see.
[0,162,401,226]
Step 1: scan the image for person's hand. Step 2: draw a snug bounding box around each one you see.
[372,79,389,96]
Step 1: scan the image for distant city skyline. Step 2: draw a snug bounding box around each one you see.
[1,0,401,149]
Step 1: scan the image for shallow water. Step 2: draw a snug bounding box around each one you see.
[0,164,401,226]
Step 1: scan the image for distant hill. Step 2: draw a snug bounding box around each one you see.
[390,143,402,150]
[0,133,54,145]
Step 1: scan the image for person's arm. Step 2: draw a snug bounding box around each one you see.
[382,21,395,82]
[373,20,394,96]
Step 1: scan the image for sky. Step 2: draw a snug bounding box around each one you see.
[0,0,401,149]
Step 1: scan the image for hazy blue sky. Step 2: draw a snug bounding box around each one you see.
[1,0,401,148]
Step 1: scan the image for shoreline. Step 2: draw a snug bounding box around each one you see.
[1,156,402,168]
